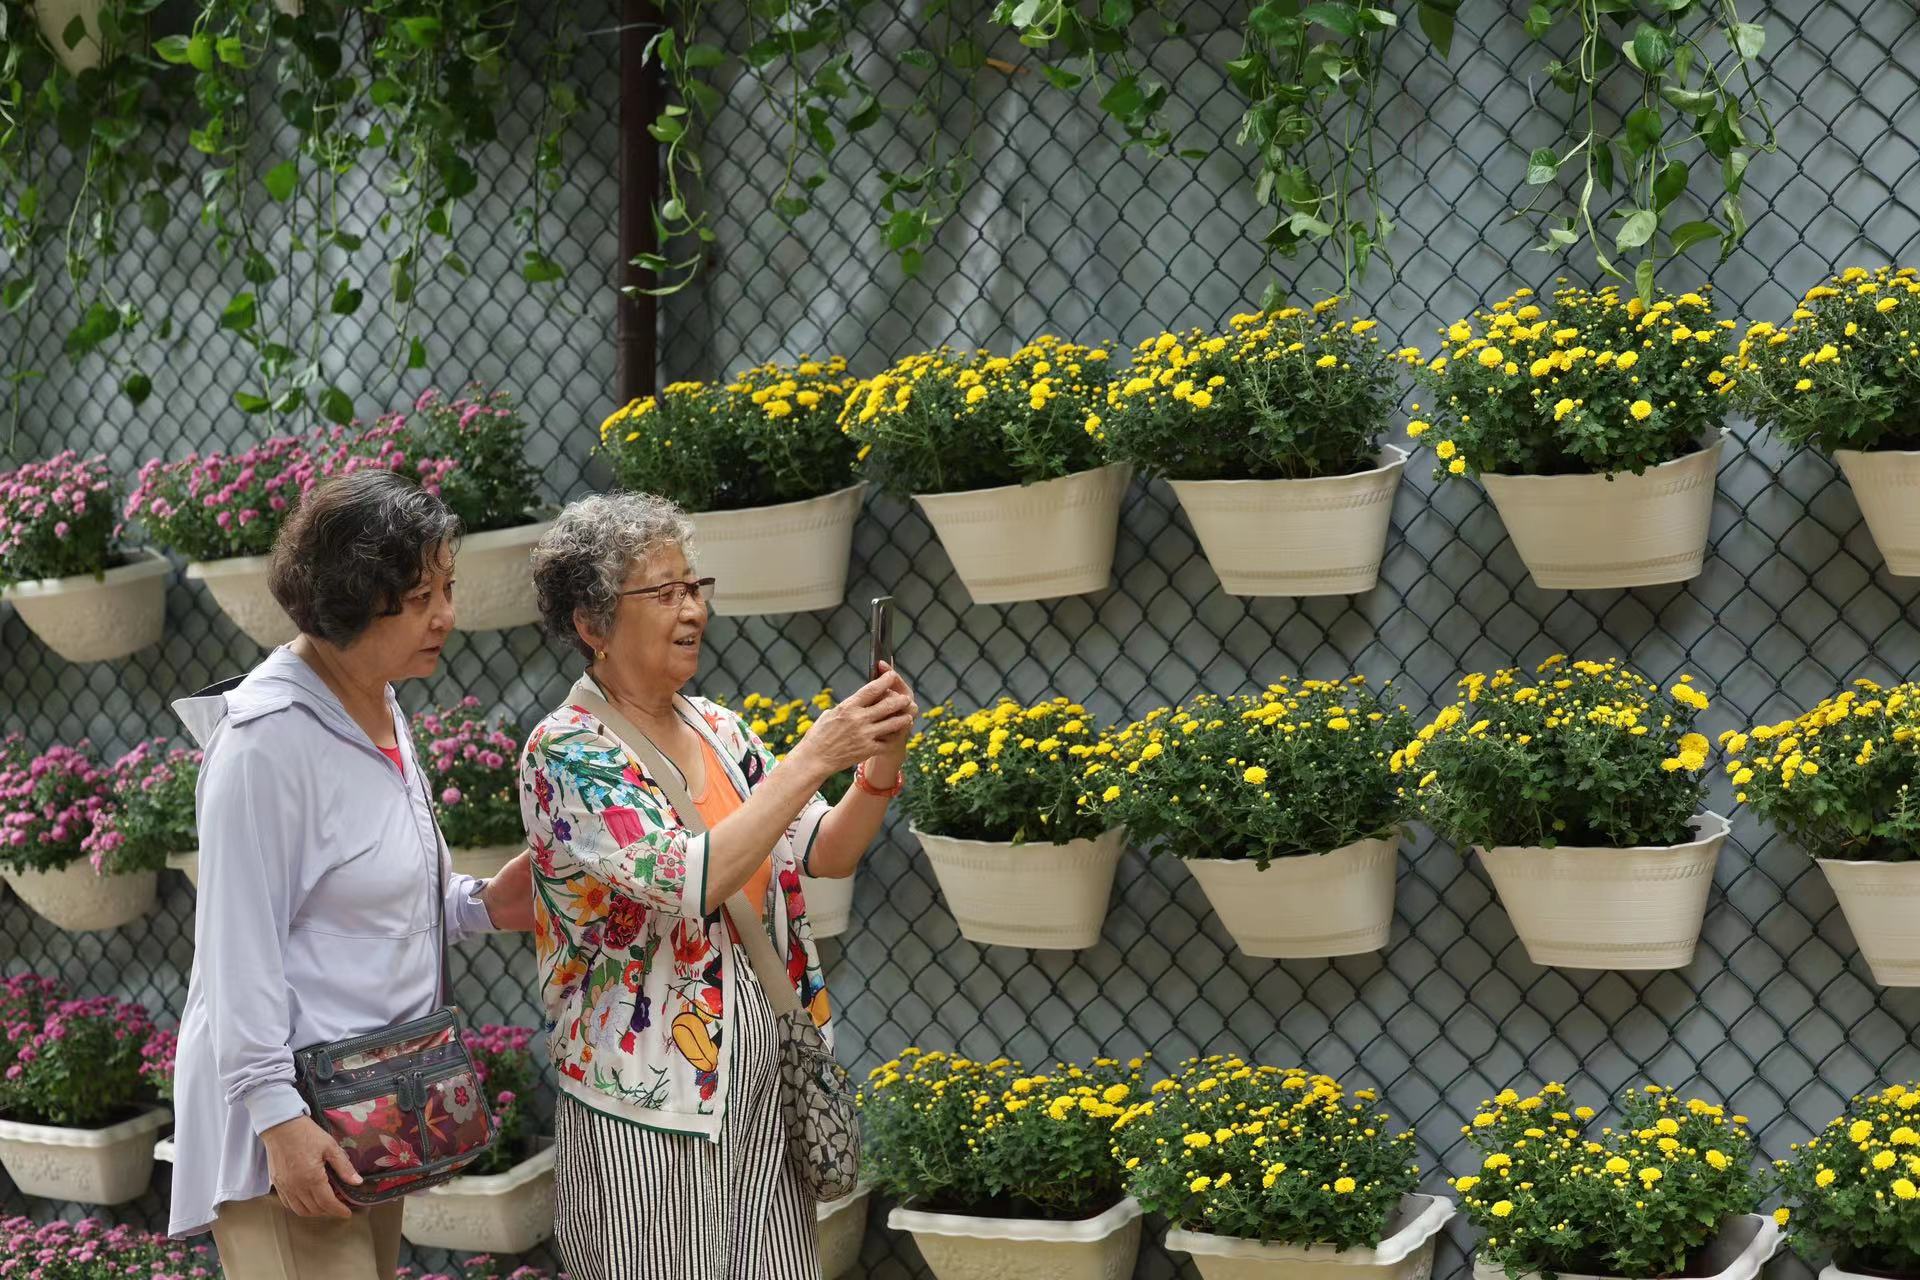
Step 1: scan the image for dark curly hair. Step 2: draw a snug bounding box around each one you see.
[268,469,461,646]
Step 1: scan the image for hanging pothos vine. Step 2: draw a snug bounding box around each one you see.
[1516,0,1776,301]
[637,0,1776,305]
[0,0,182,430]
[152,0,577,422]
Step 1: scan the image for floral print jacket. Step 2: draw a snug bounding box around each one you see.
[519,675,834,1138]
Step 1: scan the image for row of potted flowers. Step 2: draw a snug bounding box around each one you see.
[589,269,1920,611]
[9,268,1919,669]
[0,698,523,933]
[16,659,1920,984]
[865,661,1920,987]
[0,386,552,663]
[859,1048,1920,1280]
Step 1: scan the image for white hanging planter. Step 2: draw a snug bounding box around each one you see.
[1182,837,1401,959]
[1479,435,1724,589]
[1470,1213,1781,1280]
[165,850,199,888]
[449,842,523,881]
[185,553,298,648]
[1167,446,1407,597]
[1834,447,1920,576]
[802,869,856,939]
[889,1196,1142,1280]
[31,0,101,71]
[1817,857,1920,986]
[0,1107,171,1205]
[402,1139,555,1254]
[1,548,170,664]
[1474,812,1730,971]
[912,463,1131,604]
[1167,1192,1454,1280]
[817,1182,871,1280]
[912,826,1125,950]
[0,860,157,932]
[1822,1262,1913,1280]
[452,519,553,632]
[688,484,866,616]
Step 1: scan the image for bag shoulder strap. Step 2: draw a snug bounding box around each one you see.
[570,680,802,1019]
[409,755,453,1008]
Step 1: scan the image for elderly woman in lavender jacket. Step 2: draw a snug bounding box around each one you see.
[166,470,534,1279]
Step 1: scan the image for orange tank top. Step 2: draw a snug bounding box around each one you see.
[689,735,772,918]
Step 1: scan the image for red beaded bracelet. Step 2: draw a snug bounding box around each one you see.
[853,761,904,798]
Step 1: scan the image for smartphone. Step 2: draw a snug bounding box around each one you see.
[868,595,895,680]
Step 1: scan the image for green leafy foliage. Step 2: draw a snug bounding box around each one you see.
[1776,1084,1920,1271]
[900,697,1114,844]
[1517,0,1777,300]
[1411,282,1731,479]
[1730,266,1920,453]
[1405,656,1711,850]
[1111,1058,1420,1246]
[1454,1084,1764,1280]
[1098,298,1415,481]
[839,337,1113,496]
[857,1048,1141,1219]
[1724,680,1920,864]
[1086,678,1412,866]
[597,355,861,511]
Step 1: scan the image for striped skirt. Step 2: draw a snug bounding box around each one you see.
[553,947,821,1280]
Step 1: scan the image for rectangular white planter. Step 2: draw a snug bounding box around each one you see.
[186,553,299,648]
[913,463,1132,604]
[688,483,867,616]
[1834,447,1920,576]
[1167,1192,1455,1280]
[817,1182,871,1280]
[1473,812,1729,970]
[913,826,1126,950]
[451,519,554,631]
[1478,435,1723,590]
[401,1139,556,1255]
[1469,1213,1781,1280]
[1168,446,1407,597]
[0,1107,171,1205]
[1183,836,1400,958]
[1817,857,1920,986]
[888,1196,1142,1280]
[0,547,171,663]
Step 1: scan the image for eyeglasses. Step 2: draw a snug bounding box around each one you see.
[617,577,715,608]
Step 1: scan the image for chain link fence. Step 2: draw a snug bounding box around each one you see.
[4,0,1920,1276]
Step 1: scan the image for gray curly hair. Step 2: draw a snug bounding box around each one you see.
[531,492,696,657]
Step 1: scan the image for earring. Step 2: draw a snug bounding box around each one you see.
[595,649,607,662]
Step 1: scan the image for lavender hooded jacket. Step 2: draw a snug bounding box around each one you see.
[165,648,497,1238]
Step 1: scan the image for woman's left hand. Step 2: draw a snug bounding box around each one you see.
[480,850,536,931]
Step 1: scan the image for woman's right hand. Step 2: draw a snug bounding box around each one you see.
[261,1114,361,1219]
[797,673,916,778]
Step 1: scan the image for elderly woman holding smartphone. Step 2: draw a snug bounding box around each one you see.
[521,491,915,1280]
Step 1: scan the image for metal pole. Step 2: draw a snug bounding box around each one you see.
[617,0,662,404]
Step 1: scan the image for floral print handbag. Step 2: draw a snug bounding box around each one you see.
[287,761,498,1207]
